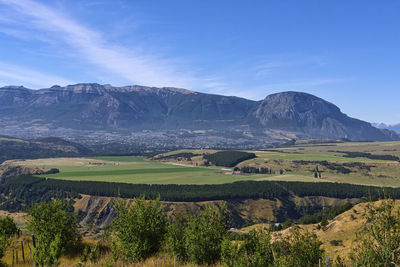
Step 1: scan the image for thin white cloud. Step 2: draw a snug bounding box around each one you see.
[262,78,348,91]
[228,78,349,101]
[0,0,208,89]
[0,0,348,100]
[0,61,73,88]
[252,61,289,79]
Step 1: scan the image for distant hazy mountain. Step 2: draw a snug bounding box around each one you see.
[373,122,400,134]
[0,83,397,147]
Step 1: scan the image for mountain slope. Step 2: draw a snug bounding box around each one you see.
[0,83,397,146]
[255,92,394,141]
[0,135,92,163]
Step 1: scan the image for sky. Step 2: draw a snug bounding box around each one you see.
[0,1,399,124]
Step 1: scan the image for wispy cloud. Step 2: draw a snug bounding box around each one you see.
[261,78,349,90]
[0,0,212,89]
[251,61,289,79]
[0,61,73,88]
[0,0,346,99]
[227,78,349,101]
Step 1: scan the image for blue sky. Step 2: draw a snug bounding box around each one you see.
[0,0,399,124]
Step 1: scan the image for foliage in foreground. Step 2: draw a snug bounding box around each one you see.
[182,205,227,265]
[112,196,168,262]
[221,229,274,267]
[167,205,228,265]
[274,229,324,267]
[27,200,78,266]
[3,195,400,266]
[350,198,400,266]
[0,216,19,259]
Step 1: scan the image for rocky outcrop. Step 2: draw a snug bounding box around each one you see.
[254,91,394,141]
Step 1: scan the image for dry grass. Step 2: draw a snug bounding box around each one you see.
[244,200,400,261]
[2,240,223,267]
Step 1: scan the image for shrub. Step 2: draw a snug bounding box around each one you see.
[183,205,227,265]
[167,213,188,262]
[112,196,168,262]
[27,200,78,266]
[0,236,6,259]
[350,198,400,265]
[274,229,324,267]
[222,229,274,267]
[0,216,19,238]
[329,239,343,246]
[0,216,18,261]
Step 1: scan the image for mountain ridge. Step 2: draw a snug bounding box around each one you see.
[373,122,400,134]
[0,83,398,147]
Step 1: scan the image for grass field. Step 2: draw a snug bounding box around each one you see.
[7,156,277,184]
[5,141,400,186]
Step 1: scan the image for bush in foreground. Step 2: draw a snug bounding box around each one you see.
[27,200,78,266]
[168,205,228,265]
[274,229,324,267]
[350,197,400,266]
[0,216,19,260]
[221,229,274,267]
[112,196,168,262]
[184,205,227,265]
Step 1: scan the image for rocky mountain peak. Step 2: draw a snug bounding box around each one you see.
[0,84,397,144]
[255,91,343,128]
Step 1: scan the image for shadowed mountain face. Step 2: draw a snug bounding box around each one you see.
[0,83,397,145]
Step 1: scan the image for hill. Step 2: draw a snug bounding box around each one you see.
[0,135,92,164]
[0,84,397,147]
[246,200,400,261]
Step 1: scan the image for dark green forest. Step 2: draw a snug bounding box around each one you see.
[337,151,400,161]
[1,175,399,212]
[203,151,256,167]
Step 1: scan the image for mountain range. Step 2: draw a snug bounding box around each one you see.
[373,123,400,134]
[0,83,398,148]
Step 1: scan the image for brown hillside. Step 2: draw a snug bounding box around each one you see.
[244,200,400,261]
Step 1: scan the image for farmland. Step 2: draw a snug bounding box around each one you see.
[4,141,400,186]
[6,156,267,185]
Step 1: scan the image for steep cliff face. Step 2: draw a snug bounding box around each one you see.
[254,91,393,141]
[0,83,397,143]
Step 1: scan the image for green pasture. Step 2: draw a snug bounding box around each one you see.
[25,141,400,186]
[254,151,386,162]
[35,156,276,184]
[88,156,146,162]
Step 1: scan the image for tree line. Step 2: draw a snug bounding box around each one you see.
[2,175,400,212]
[235,166,273,174]
[337,151,400,161]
